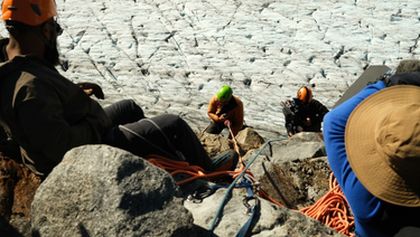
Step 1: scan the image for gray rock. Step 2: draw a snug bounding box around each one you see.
[269,133,326,163]
[289,132,325,143]
[198,132,231,158]
[31,145,196,237]
[235,127,265,153]
[184,188,343,237]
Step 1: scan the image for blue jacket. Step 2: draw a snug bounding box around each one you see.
[323,80,386,237]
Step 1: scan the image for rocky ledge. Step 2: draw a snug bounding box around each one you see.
[1,130,347,237]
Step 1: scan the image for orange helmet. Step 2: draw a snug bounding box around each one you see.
[297,86,313,103]
[1,0,57,26]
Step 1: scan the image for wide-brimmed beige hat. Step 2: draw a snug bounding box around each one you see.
[345,85,420,207]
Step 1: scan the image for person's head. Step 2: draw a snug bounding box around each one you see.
[296,86,313,104]
[1,0,62,65]
[346,84,420,207]
[216,85,233,104]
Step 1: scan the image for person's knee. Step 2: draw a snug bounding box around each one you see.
[169,114,187,128]
[123,99,139,109]
[153,114,188,131]
[158,114,181,123]
[122,99,145,119]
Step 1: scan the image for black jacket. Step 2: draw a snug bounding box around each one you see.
[282,98,329,136]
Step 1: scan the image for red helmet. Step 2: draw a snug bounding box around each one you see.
[297,86,313,103]
[1,0,57,26]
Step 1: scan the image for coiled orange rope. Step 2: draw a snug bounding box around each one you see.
[300,173,355,236]
[147,154,250,186]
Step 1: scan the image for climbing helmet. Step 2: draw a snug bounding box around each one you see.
[297,86,313,103]
[1,0,57,26]
[216,85,233,102]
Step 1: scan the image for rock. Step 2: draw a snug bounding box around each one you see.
[0,154,41,237]
[269,133,326,163]
[245,133,331,209]
[31,145,197,237]
[199,132,231,158]
[289,132,324,143]
[184,188,344,237]
[198,127,265,159]
[235,127,265,153]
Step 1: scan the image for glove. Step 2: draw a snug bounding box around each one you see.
[224,120,231,127]
[78,82,105,99]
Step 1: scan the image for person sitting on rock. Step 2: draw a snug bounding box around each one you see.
[205,85,244,138]
[0,0,234,179]
[323,71,420,237]
[281,86,329,137]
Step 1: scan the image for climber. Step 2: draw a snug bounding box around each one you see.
[205,85,244,138]
[323,69,420,236]
[281,86,329,137]
[0,0,236,178]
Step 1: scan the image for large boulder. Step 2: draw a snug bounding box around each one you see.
[269,132,326,163]
[199,127,265,158]
[235,127,265,153]
[198,132,231,158]
[31,145,198,237]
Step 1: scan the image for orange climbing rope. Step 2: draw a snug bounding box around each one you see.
[300,173,355,237]
[147,122,250,186]
[147,154,251,186]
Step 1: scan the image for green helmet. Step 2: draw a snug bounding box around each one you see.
[216,85,233,102]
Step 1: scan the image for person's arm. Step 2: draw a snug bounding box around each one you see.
[313,99,329,118]
[207,96,223,123]
[14,79,109,165]
[285,117,295,137]
[230,97,244,136]
[282,100,297,136]
[323,80,386,222]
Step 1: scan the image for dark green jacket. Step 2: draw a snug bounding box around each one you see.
[0,39,111,176]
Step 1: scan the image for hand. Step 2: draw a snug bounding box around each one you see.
[78,82,105,99]
[218,113,227,122]
[224,120,231,127]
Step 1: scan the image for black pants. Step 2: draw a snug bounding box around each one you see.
[205,121,226,135]
[103,100,212,171]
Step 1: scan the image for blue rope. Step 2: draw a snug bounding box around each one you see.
[208,138,283,233]
[235,176,259,237]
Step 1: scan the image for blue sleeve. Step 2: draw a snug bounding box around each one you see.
[323,81,386,225]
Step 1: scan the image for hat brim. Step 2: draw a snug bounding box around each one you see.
[345,85,420,207]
